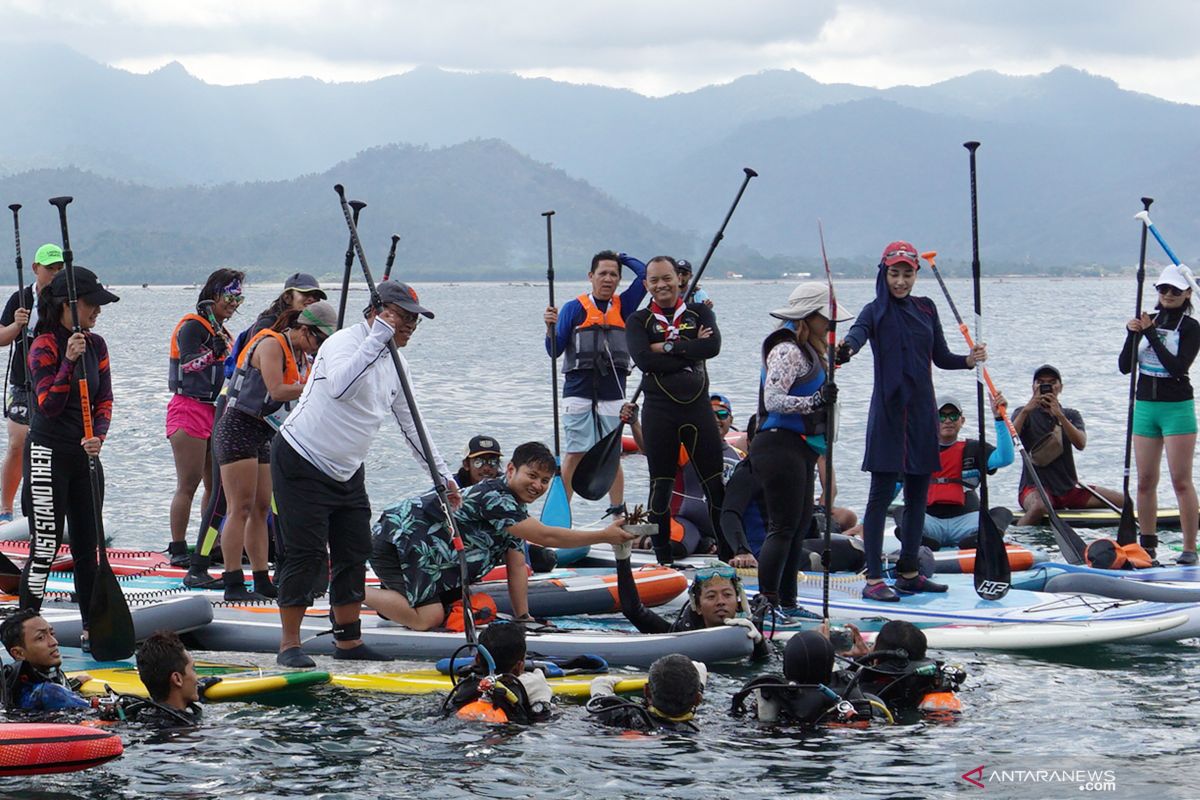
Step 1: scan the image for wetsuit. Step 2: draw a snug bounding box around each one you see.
[1,662,90,711]
[842,272,971,579]
[1119,306,1200,437]
[1,285,37,425]
[19,324,112,627]
[586,683,699,733]
[750,327,829,605]
[731,671,874,726]
[124,699,203,728]
[626,301,726,564]
[445,670,553,724]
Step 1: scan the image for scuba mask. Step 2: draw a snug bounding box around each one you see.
[689,561,751,615]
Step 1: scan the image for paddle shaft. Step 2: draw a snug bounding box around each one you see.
[684,167,757,302]
[543,211,562,458]
[8,204,31,396]
[382,234,400,282]
[817,220,836,622]
[336,200,366,329]
[1137,210,1200,293]
[1120,198,1154,544]
[334,184,476,643]
[965,142,991,520]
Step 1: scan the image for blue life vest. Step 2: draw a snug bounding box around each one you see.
[757,325,826,443]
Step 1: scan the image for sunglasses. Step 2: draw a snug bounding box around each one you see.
[395,308,421,328]
[713,408,731,420]
[939,411,962,422]
[471,456,501,470]
[219,292,245,306]
[1159,285,1187,297]
[884,248,918,262]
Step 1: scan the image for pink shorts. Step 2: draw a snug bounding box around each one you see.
[166,394,216,440]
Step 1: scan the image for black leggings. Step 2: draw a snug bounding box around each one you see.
[863,471,931,579]
[19,440,104,628]
[642,393,726,563]
[749,428,818,605]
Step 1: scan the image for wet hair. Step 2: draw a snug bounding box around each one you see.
[782,630,835,684]
[590,250,621,275]
[647,654,701,717]
[478,623,526,675]
[511,441,556,474]
[137,630,190,702]
[873,620,927,660]
[0,609,39,654]
[271,307,304,333]
[196,268,246,308]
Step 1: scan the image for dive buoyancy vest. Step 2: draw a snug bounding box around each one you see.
[226,329,304,428]
[848,653,966,712]
[757,328,826,438]
[447,673,552,724]
[562,294,632,376]
[928,441,969,506]
[168,313,225,402]
[730,674,878,727]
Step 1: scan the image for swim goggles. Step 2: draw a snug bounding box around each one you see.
[694,561,737,583]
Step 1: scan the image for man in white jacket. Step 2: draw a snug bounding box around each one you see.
[272,281,458,667]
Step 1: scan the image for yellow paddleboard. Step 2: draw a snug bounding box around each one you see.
[331,670,647,697]
[73,668,331,701]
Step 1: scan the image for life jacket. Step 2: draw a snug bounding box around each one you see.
[730,674,880,727]
[168,313,225,402]
[447,673,552,724]
[562,294,632,376]
[757,328,826,441]
[1084,538,1155,570]
[444,593,500,633]
[928,441,968,506]
[226,329,305,429]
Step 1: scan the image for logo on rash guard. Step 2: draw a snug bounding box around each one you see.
[26,444,56,597]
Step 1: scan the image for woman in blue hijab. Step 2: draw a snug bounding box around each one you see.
[838,242,986,602]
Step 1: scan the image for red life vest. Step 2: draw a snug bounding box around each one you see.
[927,441,967,506]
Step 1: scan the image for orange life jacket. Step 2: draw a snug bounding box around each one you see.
[168,313,224,401]
[1084,538,1155,570]
[563,294,632,374]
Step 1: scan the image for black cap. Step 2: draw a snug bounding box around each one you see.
[375,280,434,319]
[283,272,327,300]
[465,435,501,458]
[1033,364,1062,382]
[675,258,694,274]
[50,267,120,305]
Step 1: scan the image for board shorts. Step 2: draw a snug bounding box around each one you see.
[369,530,451,610]
[4,385,29,426]
[212,407,273,466]
[1019,485,1096,510]
[1133,398,1197,438]
[166,394,215,440]
[562,398,622,453]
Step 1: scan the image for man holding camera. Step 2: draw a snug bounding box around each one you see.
[1013,364,1123,525]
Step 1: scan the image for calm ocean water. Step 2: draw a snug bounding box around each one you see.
[2,275,1196,798]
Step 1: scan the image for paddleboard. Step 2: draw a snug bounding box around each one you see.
[1012,506,1183,529]
[0,595,214,648]
[330,670,646,697]
[0,723,123,775]
[74,667,331,701]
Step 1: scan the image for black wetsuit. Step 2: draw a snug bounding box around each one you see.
[1118,306,1200,402]
[731,671,873,726]
[626,302,727,563]
[586,694,699,733]
[126,699,203,728]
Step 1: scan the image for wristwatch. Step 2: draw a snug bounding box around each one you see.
[663,341,675,353]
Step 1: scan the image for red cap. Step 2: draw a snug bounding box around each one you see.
[881,241,919,268]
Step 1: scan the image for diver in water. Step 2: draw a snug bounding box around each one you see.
[587,654,706,733]
[0,609,90,711]
[443,622,554,724]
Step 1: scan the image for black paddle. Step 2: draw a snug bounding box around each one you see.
[334,184,476,643]
[571,167,759,500]
[381,234,401,282]
[48,195,135,660]
[1119,198,1154,548]
[962,141,1010,600]
[9,203,34,413]
[817,221,838,620]
[335,200,367,329]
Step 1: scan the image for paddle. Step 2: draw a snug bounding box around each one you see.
[8,204,32,403]
[335,200,366,329]
[48,195,135,660]
[923,246,1087,566]
[540,210,571,527]
[334,184,476,644]
[817,220,838,620]
[571,166,758,500]
[1119,198,1154,547]
[1135,209,1200,292]
[381,234,401,282]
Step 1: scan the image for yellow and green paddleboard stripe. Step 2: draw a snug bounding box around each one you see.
[73,667,331,702]
[330,670,647,697]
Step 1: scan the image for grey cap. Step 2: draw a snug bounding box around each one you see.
[297,300,337,337]
[376,280,434,319]
[937,395,964,414]
[283,272,327,299]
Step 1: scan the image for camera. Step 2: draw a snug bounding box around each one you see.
[1039,383,1054,395]
[829,626,854,651]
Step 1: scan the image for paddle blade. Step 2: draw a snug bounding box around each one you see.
[541,474,572,528]
[88,563,135,661]
[571,425,624,501]
[1116,495,1138,546]
[973,506,1011,600]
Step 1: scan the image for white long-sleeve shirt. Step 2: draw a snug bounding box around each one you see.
[280,318,450,484]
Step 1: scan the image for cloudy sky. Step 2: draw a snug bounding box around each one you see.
[4,0,1200,103]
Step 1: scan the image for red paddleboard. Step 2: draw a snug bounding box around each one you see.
[0,723,123,775]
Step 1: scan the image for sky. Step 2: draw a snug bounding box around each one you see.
[4,0,1200,104]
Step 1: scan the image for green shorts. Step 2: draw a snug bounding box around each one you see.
[1133,398,1197,438]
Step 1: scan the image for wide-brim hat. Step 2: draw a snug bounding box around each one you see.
[769,281,853,322]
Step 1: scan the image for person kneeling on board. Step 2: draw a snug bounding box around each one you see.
[444,622,553,723]
[731,630,886,727]
[613,551,769,660]
[587,654,706,733]
[366,441,635,631]
[0,609,90,711]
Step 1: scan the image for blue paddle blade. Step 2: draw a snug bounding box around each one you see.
[541,475,572,528]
